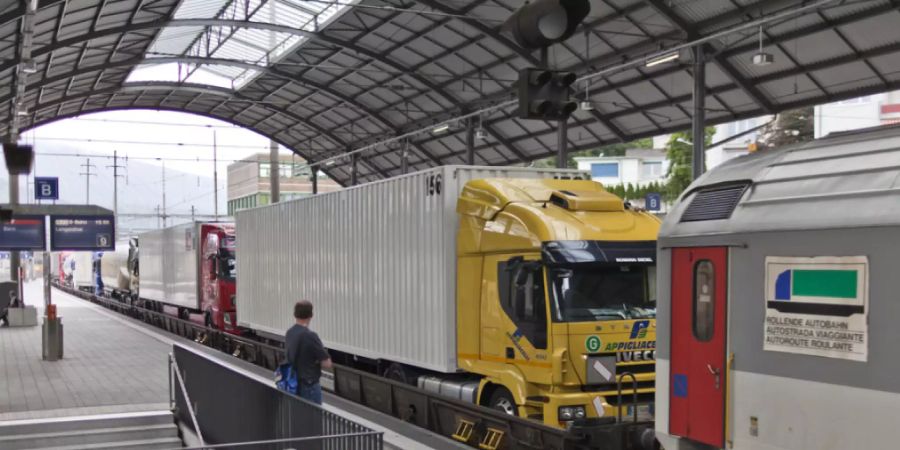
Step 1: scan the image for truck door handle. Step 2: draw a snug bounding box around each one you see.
[506,347,515,359]
[707,364,720,389]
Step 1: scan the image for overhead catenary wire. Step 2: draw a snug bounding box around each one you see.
[34,151,251,163]
[30,136,273,151]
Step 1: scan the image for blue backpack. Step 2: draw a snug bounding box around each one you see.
[275,363,298,394]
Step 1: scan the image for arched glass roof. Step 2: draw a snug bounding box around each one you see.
[2,0,900,186]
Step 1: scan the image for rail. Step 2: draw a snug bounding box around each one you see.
[55,283,654,450]
[168,353,205,445]
[171,342,383,449]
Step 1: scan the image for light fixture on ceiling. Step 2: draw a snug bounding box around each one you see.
[21,59,37,74]
[580,82,594,111]
[645,51,680,68]
[432,123,450,134]
[475,116,487,140]
[752,26,774,66]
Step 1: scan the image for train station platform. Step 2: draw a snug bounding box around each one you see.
[0,281,466,449]
[0,280,170,421]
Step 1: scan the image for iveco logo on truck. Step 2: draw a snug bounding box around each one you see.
[617,350,656,363]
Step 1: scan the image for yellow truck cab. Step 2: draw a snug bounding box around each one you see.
[456,178,660,427]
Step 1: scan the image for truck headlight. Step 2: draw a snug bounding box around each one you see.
[558,406,586,421]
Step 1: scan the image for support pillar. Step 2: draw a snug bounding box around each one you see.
[350,153,358,186]
[269,140,280,204]
[692,46,707,180]
[8,175,18,282]
[310,166,318,195]
[466,119,475,166]
[556,119,569,169]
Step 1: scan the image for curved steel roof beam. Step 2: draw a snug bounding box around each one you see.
[20,105,350,186]
[0,17,486,172]
[14,81,392,179]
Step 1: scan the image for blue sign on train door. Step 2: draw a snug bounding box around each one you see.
[645,192,661,211]
[34,177,59,200]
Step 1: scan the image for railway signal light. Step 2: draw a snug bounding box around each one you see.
[502,0,591,50]
[3,143,33,175]
[517,68,578,121]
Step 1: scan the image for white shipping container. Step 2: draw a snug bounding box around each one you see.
[72,251,94,290]
[237,166,588,373]
[139,223,200,309]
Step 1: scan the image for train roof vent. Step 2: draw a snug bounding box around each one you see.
[680,183,749,222]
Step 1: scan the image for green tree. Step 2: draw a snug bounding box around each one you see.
[665,127,715,201]
[759,107,814,149]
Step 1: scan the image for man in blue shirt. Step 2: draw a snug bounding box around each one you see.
[285,300,332,404]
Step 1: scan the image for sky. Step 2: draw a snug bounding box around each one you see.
[0,109,311,234]
[24,109,297,178]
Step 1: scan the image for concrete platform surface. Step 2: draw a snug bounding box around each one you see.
[0,281,170,421]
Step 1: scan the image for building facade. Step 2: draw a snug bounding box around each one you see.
[814,92,900,138]
[575,148,668,188]
[227,154,340,215]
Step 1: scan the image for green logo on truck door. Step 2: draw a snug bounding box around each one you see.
[585,335,602,353]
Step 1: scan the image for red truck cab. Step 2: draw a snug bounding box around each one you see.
[199,223,238,333]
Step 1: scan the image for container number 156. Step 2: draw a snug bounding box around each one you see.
[426,174,443,196]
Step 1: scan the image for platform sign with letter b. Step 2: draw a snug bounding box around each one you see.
[645,192,661,212]
[34,177,59,200]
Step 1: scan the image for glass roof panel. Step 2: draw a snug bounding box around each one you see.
[127,0,358,88]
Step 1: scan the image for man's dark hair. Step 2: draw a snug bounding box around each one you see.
[294,300,313,319]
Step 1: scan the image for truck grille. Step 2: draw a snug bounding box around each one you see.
[583,380,655,393]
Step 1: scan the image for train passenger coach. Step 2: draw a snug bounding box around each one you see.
[655,125,900,450]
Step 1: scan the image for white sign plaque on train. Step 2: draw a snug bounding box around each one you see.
[763,256,868,362]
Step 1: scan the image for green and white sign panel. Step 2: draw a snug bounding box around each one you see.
[763,256,868,362]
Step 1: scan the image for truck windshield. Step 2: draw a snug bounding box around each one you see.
[549,265,656,322]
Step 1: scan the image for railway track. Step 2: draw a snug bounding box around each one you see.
[54,283,655,450]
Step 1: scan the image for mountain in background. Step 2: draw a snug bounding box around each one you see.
[0,142,226,236]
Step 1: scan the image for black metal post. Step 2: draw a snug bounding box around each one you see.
[556,118,569,169]
[466,119,475,166]
[310,166,318,195]
[350,153,358,186]
[692,46,707,180]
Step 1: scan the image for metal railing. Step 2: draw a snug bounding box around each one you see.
[171,343,383,450]
[168,353,205,445]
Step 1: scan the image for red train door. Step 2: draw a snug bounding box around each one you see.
[669,247,728,447]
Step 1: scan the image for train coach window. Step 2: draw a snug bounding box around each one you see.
[693,260,715,342]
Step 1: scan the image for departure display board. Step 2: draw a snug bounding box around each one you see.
[50,215,115,251]
[0,215,45,250]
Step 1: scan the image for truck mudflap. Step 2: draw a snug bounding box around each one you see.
[568,418,657,450]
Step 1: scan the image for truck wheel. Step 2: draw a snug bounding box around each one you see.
[489,388,518,416]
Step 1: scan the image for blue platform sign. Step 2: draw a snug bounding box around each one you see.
[34,177,59,200]
[645,192,662,212]
[50,215,115,251]
[0,215,46,250]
